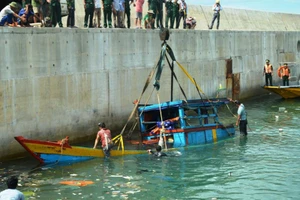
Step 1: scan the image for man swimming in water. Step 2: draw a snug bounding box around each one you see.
[148,145,167,157]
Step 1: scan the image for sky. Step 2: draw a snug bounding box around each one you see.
[188,0,300,15]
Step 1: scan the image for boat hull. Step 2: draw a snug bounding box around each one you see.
[264,85,300,99]
[14,136,146,164]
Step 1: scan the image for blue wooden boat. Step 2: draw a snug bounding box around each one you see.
[137,98,235,147]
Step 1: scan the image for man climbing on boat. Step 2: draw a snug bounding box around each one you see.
[148,145,167,157]
[93,122,113,158]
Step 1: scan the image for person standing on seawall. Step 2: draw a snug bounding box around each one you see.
[84,0,95,28]
[93,122,113,158]
[170,0,179,29]
[209,0,222,30]
[50,0,63,27]
[0,176,25,200]
[176,0,186,29]
[229,99,248,136]
[102,0,113,28]
[263,59,273,86]
[67,0,75,28]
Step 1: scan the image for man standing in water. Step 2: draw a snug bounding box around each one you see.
[229,99,247,136]
[93,122,113,158]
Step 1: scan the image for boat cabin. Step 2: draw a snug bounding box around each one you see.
[137,98,235,148]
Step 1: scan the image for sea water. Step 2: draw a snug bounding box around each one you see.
[1,93,300,200]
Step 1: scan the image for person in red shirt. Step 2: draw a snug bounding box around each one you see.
[93,122,113,158]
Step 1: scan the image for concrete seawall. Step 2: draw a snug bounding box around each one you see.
[1,7,300,159]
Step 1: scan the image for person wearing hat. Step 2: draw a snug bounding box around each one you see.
[208,0,222,30]
[0,176,25,200]
[228,98,248,136]
[0,2,25,26]
[148,0,157,29]
[278,63,290,86]
[93,122,113,158]
[263,59,273,86]
[144,10,155,29]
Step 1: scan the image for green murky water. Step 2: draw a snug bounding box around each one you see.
[1,93,300,200]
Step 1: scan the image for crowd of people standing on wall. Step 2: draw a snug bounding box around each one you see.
[0,0,224,29]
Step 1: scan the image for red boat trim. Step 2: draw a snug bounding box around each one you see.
[14,136,44,164]
[143,125,233,136]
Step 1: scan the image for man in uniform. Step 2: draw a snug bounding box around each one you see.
[50,0,63,27]
[165,0,172,28]
[156,0,163,28]
[170,0,179,29]
[84,0,94,28]
[124,0,131,28]
[102,0,113,28]
[67,0,75,28]
[263,59,273,86]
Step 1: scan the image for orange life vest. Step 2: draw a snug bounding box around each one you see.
[281,67,290,76]
[264,64,273,73]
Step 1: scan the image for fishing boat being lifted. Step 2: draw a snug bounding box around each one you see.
[119,28,236,148]
[137,98,235,148]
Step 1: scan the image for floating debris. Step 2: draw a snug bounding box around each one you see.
[279,107,285,112]
[59,180,94,187]
[70,174,78,177]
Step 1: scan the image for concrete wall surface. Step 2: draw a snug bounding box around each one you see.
[64,3,300,31]
[1,27,300,159]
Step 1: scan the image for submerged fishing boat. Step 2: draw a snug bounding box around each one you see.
[263,85,300,99]
[137,98,235,148]
[14,136,146,164]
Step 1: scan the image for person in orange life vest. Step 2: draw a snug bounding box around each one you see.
[263,59,273,86]
[93,122,113,158]
[278,63,290,86]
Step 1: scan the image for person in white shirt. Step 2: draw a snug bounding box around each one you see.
[209,0,222,29]
[0,176,25,200]
[0,2,25,26]
[94,0,102,27]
